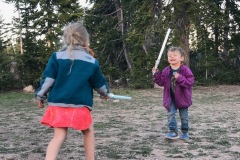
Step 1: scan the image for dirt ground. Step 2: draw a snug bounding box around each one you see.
[0,85,240,160]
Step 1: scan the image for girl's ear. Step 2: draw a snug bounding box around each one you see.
[181,56,185,64]
[181,55,185,61]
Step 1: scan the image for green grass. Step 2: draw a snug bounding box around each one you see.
[130,145,153,157]
[0,91,33,107]
[215,139,231,146]
[165,146,181,154]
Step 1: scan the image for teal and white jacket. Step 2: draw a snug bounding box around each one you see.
[36,46,109,110]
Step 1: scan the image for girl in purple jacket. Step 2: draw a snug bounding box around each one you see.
[152,47,194,140]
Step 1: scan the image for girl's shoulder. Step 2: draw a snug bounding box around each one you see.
[159,66,171,76]
[180,65,194,75]
[181,65,192,71]
[162,66,171,72]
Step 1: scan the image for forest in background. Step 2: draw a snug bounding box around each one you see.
[0,0,240,91]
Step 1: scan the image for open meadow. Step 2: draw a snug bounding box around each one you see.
[0,85,240,160]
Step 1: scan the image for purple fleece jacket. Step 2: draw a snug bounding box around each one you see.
[153,65,194,111]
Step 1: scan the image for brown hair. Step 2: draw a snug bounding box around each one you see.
[168,46,185,57]
[168,46,185,64]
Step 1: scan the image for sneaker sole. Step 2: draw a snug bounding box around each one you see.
[165,136,179,140]
[180,138,189,140]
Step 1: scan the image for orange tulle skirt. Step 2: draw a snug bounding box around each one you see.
[41,106,92,131]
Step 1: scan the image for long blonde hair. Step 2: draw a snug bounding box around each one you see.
[63,22,90,48]
[62,22,90,73]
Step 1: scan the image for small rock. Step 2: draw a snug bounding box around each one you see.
[172,154,185,158]
[154,83,163,89]
[4,155,16,160]
[229,145,240,153]
[212,154,219,158]
[113,99,120,103]
[23,85,35,93]
[27,153,42,160]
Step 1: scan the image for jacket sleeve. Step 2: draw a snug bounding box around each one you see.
[89,60,109,97]
[153,71,165,86]
[35,53,58,100]
[175,67,194,88]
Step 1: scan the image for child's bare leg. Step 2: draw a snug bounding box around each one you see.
[45,127,68,160]
[82,124,95,160]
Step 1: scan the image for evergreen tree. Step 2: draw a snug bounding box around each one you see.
[0,15,7,52]
[4,0,85,87]
[2,0,240,89]
[0,14,12,91]
[85,0,130,86]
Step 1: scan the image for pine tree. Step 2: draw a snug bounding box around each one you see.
[4,0,85,86]
[0,15,7,52]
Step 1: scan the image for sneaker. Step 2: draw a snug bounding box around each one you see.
[180,132,189,140]
[165,132,179,140]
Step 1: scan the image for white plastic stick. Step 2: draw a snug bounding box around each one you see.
[154,28,171,70]
[108,93,132,100]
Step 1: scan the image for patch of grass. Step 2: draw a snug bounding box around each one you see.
[201,128,228,142]
[184,152,194,158]
[131,146,152,157]
[201,145,217,149]
[190,137,202,142]
[232,128,240,132]
[69,156,75,159]
[94,122,113,129]
[43,128,53,134]
[29,129,39,134]
[147,135,158,143]
[198,152,207,156]
[188,143,200,150]
[20,153,29,159]
[215,139,231,146]
[119,136,128,141]
[96,141,126,159]
[125,154,136,159]
[0,146,7,153]
[231,151,240,156]
[0,92,34,107]
[106,149,122,159]
[32,147,45,153]
[165,146,181,154]
[139,146,152,157]
[122,127,136,132]
[197,95,225,104]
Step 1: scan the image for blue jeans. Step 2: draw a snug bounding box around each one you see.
[167,100,189,133]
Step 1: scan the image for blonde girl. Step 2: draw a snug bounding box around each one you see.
[36,22,109,160]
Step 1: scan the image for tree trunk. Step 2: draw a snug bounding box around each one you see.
[180,32,190,66]
[222,0,230,59]
[214,25,219,56]
[173,0,190,66]
[213,1,221,57]
[17,1,23,54]
[46,0,52,48]
[113,0,132,71]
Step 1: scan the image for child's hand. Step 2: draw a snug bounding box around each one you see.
[37,99,44,108]
[152,67,159,75]
[173,72,180,79]
[100,95,108,100]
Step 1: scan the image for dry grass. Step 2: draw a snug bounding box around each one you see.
[0,85,240,160]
